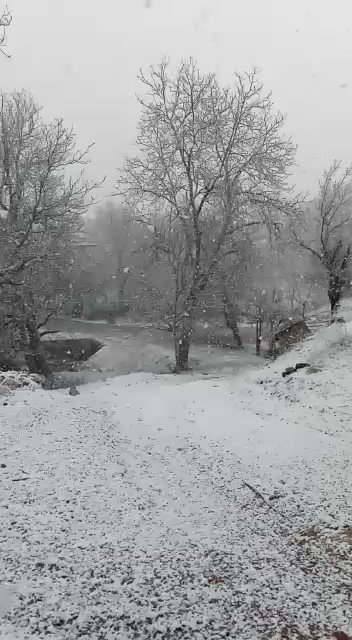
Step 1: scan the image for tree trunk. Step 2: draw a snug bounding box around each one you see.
[255,318,262,356]
[223,290,242,349]
[328,275,341,323]
[230,323,242,349]
[116,265,130,310]
[174,333,192,372]
[24,317,53,380]
[173,290,198,373]
[267,318,279,359]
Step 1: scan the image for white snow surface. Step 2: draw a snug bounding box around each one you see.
[1,311,352,639]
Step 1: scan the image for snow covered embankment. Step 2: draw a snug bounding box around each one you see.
[0,312,352,639]
[256,303,352,440]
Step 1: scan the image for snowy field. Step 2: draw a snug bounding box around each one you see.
[1,310,352,639]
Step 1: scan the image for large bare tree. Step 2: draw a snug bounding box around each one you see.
[292,161,352,322]
[116,59,296,371]
[0,90,100,377]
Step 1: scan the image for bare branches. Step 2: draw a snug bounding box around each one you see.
[117,59,295,261]
[243,482,292,522]
[0,91,101,266]
[136,64,288,204]
[317,161,352,254]
[0,6,11,58]
[291,161,352,320]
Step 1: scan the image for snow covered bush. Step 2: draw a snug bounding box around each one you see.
[0,370,44,391]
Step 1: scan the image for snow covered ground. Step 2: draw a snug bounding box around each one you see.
[47,326,264,386]
[1,309,352,639]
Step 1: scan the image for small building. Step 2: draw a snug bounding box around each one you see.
[274,319,310,354]
[64,284,129,321]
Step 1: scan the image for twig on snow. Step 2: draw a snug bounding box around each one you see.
[39,329,61,338]
[12,477,30,482]
[243,481,292,522]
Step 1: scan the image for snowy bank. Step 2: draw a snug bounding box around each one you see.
[252,300,352,442]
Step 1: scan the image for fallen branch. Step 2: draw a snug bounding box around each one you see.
[243,481,292,521]
[39,329,60,338]
[12,477,30,482]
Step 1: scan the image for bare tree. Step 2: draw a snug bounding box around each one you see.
[285,279,316,322]
[116,59,296,371]
[0,6,11,57]
[0,90,101,377]
[245,287,289,357]
[222,279,243,348]
[292,161,352,322]
[245,293,265,357]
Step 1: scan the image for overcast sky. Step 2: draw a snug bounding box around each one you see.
[3,0,352,201]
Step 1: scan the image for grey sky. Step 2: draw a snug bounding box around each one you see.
[3,0,352,200]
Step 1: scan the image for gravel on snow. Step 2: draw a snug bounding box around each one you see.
[0,369,351,640]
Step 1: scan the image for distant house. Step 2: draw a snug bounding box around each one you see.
[64,281,129,321]
[274,319,310,354]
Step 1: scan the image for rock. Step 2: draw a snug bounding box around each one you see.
[0,357,23,371]
[0,463,6,468]
[295,362,310,370]
[282,367,296,378]
[30,373,45,385]
[306,365,322,374]
[42,377,55,390]
[69,386,80,396]
[269,491,285,501]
